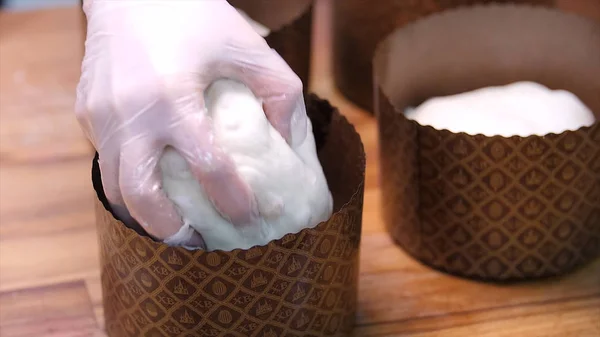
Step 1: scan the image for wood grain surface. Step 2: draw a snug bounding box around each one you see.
[1,1,599,336]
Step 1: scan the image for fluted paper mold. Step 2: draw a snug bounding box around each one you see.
[229,0,313,89]
[374,5,600,281]
[333,0,561,112]
[93,95,365,336]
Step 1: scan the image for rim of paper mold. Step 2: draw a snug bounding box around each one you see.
[92,95,366,255]
[331,0,560,112]
[373,4,600,139]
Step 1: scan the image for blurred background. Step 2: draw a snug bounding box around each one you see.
[0,0,78,11]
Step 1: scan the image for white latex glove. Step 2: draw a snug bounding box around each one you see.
[76,0,307,245]
[405,82,595,137]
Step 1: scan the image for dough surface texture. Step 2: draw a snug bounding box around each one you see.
[160,79,333,251]
[405,81,596,137]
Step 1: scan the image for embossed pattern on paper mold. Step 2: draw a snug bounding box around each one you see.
[97,202,362,336]
[95,98,365,337]
[378,89,600,281]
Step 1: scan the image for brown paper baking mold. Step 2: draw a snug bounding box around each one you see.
[93,94,365,336]
[331,0,600,112]
[374,5,600,281]
[229,0,313,90]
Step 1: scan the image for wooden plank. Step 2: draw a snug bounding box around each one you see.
[0,281,98,337]
[355,295,600,336]
[85,276,105,331]
[355,259,600,325]
[0,7,87,164]
[0,228,100,292]
[0,160,96,240]
[361,189,386,235]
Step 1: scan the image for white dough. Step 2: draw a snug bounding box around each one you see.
[159,79,333,251]
[405,81,596,137]
[157,9,331,251]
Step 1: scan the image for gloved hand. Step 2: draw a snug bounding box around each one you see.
[76,0,307,245]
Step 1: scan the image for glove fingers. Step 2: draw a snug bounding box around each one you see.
[118,139,185,242]
[97,150,137,225]
[167,110,259,228]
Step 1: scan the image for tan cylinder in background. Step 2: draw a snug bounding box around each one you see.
[374,4,600,281]
[333,0,600,112]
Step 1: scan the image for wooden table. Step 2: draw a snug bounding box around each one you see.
[1,1,599,336]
